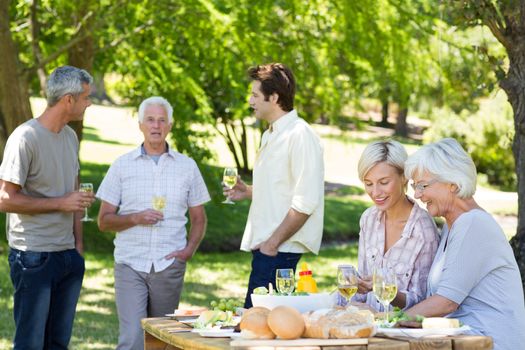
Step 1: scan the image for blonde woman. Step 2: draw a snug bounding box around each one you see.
[350,140,439,311]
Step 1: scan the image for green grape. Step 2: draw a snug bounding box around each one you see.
[210,300,217,307]
[225,301,234,311]
[218,302,226,311]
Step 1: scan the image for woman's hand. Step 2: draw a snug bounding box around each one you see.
[357,275,373,294]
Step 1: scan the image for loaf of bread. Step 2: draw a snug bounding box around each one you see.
[302,308,376,339]
[422,317,460,329]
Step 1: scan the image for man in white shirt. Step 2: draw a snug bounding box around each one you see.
[96,96,210,350]
[226,63,324,307]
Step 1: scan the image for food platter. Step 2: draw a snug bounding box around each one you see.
[191,328,237,337]
[165,308,206,321]
[376,325,471,338]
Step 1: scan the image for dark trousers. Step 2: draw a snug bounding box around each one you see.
[244,249,302,308]
[8,248,85,350]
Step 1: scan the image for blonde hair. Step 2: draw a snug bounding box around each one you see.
[404,138,477,198]
[358,140,408,182]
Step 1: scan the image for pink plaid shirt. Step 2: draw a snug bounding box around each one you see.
[354,197,439,310]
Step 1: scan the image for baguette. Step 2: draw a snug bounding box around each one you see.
[302,308,376,339]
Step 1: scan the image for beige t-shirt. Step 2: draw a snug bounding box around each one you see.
[0,118,79,252]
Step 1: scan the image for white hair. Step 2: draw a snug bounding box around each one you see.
[358,140,408,182]
[404,138,477,198]
[46,66,93,106]
[137,96,173,123]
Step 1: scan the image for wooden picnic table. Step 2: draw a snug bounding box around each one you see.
[142,317,493,350]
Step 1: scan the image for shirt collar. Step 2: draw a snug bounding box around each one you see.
[376,196,419,239]
[132,142,176,160]
[269,109,298,133]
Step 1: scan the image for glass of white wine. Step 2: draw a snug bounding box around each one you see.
[152,195,166,226]
[337,265,359,306]
[275,268,295,295]
[373,267,397,324]
[79,183,94,222]
[222,167,238,204]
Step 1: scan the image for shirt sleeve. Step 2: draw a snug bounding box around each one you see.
[96,160,122,207]
[187,161,211,207]
[0,133,31,186]
[289,126,323,215]
[404,237,438,308]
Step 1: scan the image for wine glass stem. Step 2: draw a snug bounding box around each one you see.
[84,208,88,219]
[384,303,389,323]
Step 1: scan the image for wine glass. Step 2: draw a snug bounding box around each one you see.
[337,265,359,306]
[373,267,397,324]
[222,167,238,204]
[275,268,295,295]
[79,183,94,222]
[152,195,166,226]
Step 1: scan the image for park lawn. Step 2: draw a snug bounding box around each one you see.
[0,240,358,349]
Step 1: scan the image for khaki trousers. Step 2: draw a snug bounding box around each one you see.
[114,259,186,350]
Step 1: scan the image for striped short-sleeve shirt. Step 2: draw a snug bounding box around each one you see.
[97,146,210,273]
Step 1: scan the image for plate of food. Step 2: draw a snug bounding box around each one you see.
[165,308,207,320]
[377,317,471,338]
[192,328,237,337]
[377,325,471,338]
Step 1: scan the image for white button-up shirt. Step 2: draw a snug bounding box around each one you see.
[97,146,210,273]
[241,110,324,254]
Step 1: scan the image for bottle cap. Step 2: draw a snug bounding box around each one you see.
[299,270,312,276]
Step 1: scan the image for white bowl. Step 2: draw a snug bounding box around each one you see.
[251,293,334,313]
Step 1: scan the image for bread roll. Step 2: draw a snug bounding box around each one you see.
[267,306,305,340]
[422,317,460,329]
[239,307,276,339]
[302,308,376,339]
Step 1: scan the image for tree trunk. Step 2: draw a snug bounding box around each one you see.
[66,0,95,145]
[394,106,408,137]
[504,41,525,293]
[0,0,33,158]
[91,71,114,104]
[380,99,389,127]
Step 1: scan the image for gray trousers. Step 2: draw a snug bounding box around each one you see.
[114,260,186,350]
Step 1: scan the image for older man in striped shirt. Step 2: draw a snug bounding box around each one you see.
[97,96,210,350]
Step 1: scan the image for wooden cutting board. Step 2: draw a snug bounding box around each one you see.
[230,337,368,347]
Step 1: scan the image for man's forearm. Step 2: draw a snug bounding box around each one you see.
[98,212,138,232]
[266,208,309,250]
[0,191,64,214]
[185,218,207,256]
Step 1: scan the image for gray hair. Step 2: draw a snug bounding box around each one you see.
[46,66,93,106]
[358,140,408,182]
[137,96,173,124]
[404,138,477,198]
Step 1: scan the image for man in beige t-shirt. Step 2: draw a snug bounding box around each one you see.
[0,66,95,349]
[225,63,324,307]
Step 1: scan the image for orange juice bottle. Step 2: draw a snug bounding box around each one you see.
[296,262,318,293]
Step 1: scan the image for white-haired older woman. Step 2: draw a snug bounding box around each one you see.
[404,138,525,350]
[348,140,439,311]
